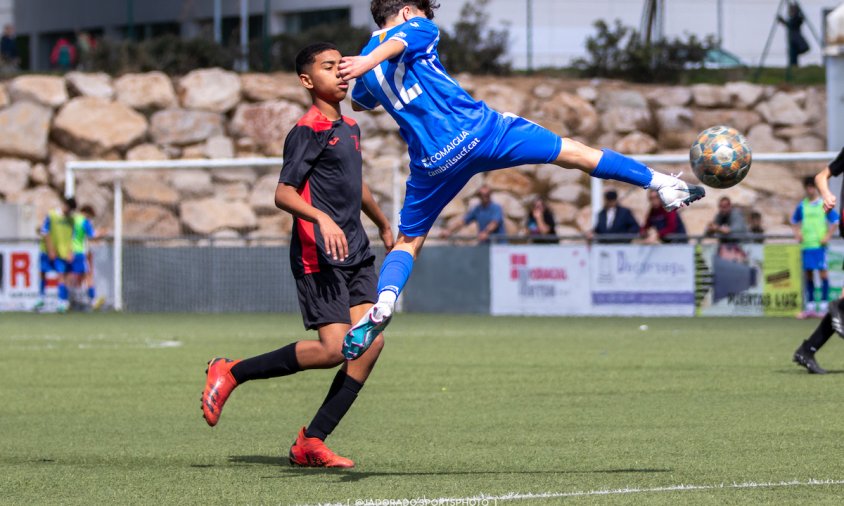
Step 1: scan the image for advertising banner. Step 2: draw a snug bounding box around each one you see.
[590,244,696,316]
[490,245,591,315]
[762,244,803,317]
[0,243,41,311]
[696,243,765,316]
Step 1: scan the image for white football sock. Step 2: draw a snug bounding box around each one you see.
[648,169,676,190]
[377,290,397,310]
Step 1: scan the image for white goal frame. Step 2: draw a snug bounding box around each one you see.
[64,157,405,311]
[65,151,839,311]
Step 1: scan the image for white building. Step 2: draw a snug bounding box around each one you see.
[11,0,841,70]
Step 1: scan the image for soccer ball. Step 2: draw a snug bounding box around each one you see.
[689,125,752,189]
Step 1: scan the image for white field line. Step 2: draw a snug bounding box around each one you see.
[301,479,844,506]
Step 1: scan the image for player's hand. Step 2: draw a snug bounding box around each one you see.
[823,193,837,212]
[478,230,489,242]
[795,231,803,243]
[339,55,375,81]
[379,226,395,252]
[316,213,348,261]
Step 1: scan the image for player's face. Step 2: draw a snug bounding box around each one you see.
[805,185,818,199]
[301,50,348,102]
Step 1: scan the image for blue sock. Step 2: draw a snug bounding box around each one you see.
[377,250,415,299]
[592,149,653,188]
[822,278,830,302]
[88,287,96,300]
[39,277,46,297]
[58,283,68,302]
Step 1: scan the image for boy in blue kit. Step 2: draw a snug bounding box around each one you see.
[338,0,706,359]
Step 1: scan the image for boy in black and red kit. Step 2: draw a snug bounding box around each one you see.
[200,42,394,467]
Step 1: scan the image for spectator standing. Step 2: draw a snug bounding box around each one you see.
[641,190,687,243]
[792,176,839,319]
[442,184,506,243]
[778,2,810,79]
[525,197,557,243]
[589,189,639,243]
[706,196,747,242]
[748,211,765,243]
[0,24,18,72]
[50,37,77,70]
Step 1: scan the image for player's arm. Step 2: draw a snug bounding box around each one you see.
[790,205,803,242]
[275,183,348,261]
[361,183,394,251]
[339,40,406,81]
[478,208,504,241]
[815,167,836,212]
[41,217,57,259]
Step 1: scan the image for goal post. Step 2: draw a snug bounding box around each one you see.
[64,157,406,311]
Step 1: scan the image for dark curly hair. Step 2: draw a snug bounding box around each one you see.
[370,0,440,27]
[295,42,339,75]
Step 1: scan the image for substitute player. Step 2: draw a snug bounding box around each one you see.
[70,205,103,310]
[201,42,394,468]
[791,177,839,319]
[37,198,76,313]
[338,0,706,359]
[794,147,844,374]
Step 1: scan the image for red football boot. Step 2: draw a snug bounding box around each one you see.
[201,357,240,427]
[288,427,355,468]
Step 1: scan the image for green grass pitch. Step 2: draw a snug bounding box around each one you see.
[2,313,844,505]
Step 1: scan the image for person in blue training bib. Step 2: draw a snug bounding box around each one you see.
[337,0,706,360]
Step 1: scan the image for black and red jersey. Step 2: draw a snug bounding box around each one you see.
[279,106,373,277]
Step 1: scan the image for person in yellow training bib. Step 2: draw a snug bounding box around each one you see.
[70,205,102,310]
[38,197,76,312]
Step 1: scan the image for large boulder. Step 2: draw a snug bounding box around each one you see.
[601,107,653,135]
[485,168,534,196]
[230,100,306,155]
[691,84,731,108]
[240,73,306,103]
[170,170,214,198]
[249,213,293,240]
[647,86,691,108]
[126,143,168,161]
[179,68,241,113]
[150,109,225,146]
[725,82,764,109]
[249,174,280,214]
[124,204,181,237]
[691,109,761,134]
[8,75,68,108]
[474,83,527,115]
[0,102,52,160]
[114,72,178,110]
[0,158,31,197]
[596,89,648,111]
[7,185,63,221]
[615,131,658,154]
[53,97,148,156]
[123,174,180,205]
[204,135,234,159]
[740,162,802,199]
[746,123,789,152]
[75,179,113,222]
[655,106,695,149]
[180,198,257,234]
[214,182,250,201]
[756,92,808,126]
[65,72,114,99]
[532,92,599,138]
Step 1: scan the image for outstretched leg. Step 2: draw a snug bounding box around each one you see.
[343,234,425,360]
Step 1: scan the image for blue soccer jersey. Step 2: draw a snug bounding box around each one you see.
[352,17,561,236]
[351,18,498,173]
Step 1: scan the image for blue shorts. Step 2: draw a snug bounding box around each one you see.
[399,113,562,237]
[70,253,89,274]
[802,248,827,271]
[40,253,68,274]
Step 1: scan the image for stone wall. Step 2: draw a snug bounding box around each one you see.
[0,69,827,240]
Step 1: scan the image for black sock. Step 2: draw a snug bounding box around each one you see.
[804,313,834,353]
[305,370,364,441]
[230,342,301,384]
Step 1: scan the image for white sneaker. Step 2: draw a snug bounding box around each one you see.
[653,172,706,211]
[342,302,393,360]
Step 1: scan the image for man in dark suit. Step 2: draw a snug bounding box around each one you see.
[590,190,640,243]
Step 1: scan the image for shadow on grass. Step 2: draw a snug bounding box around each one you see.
[775,368,844,375]
[226,456,670,481]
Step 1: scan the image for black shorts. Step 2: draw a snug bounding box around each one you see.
[295,259,378,330]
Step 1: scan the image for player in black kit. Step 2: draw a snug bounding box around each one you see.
[200,42,394,467]
[793,147,844,374]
